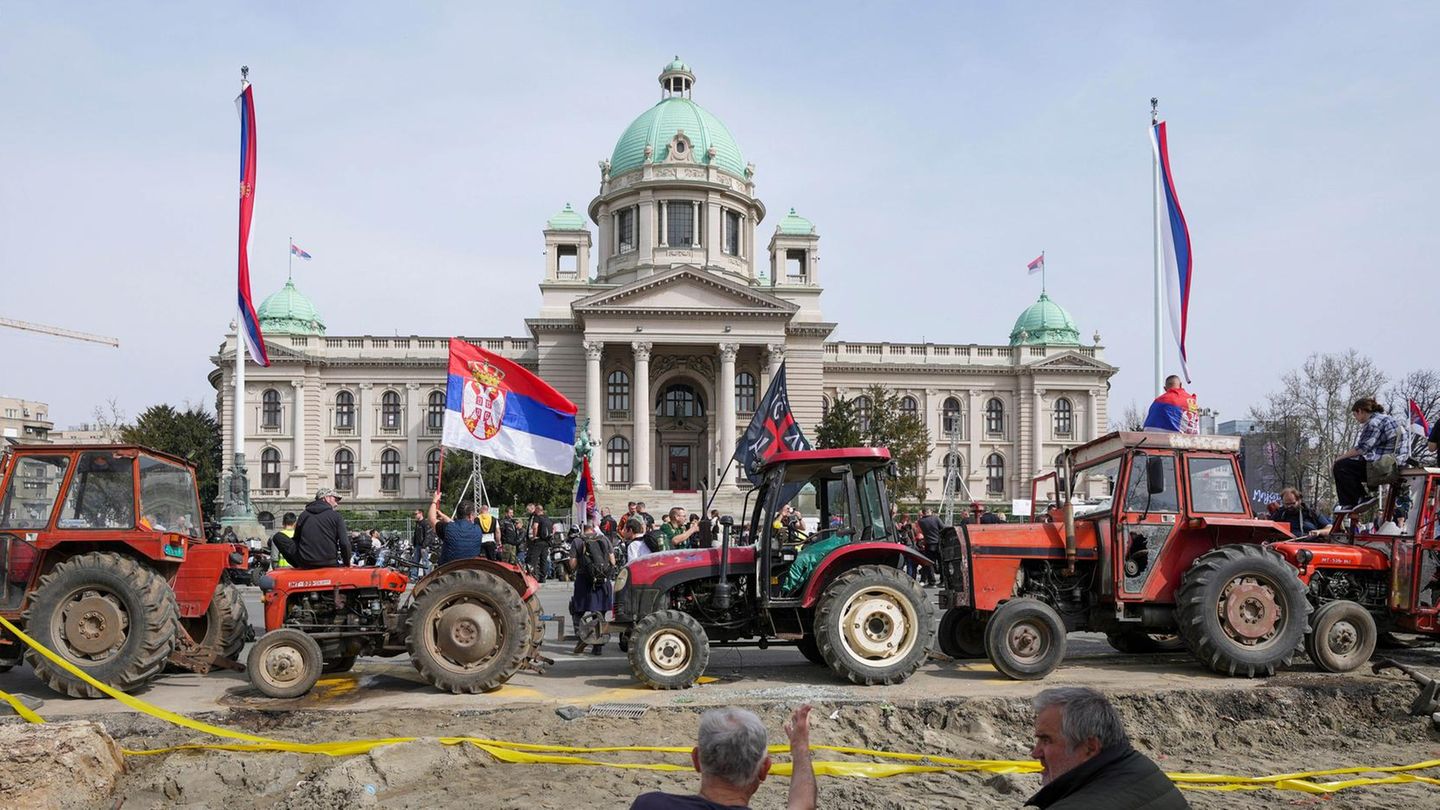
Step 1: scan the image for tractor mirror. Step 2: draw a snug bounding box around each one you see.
[887,461,900,479]
[1146,456,1166,494]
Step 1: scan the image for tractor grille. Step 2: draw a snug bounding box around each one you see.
[586,702,650,719]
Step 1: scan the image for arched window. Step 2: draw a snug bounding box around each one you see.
[261,389,281,429]
[260,447,281,490]
[1053,397,1073,437]
[986,453,1005,496]
[942,396,963,436]
[899,396,918,420]
[854,395,872,433]
[985,398,1005,437]
[334,448,354,492]
[735,372,758,412]
[380,448,400,492]
[658,384,704,418]
[381,390,401,430]
[426,390,445,432]
[821,396,831,418]
[606,370,630,412]
[607,436,631,484]
[426,448,442,492]
[941,452,965,480]
[335,391,355,431]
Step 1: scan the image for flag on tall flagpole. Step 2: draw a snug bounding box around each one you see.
[235,83,269,367]
[1026,253,1045,275]
[290,241,312,260]
[441,338,578,474]
[574,456,598,526]
[1151,120,1192,382]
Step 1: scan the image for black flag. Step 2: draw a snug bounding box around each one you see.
[734,361,812,485]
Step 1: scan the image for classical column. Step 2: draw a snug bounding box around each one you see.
[631,342,653,489]
[584,340,604,450]
[761,343,786,392]
[967,390,982,495]
[405,382,421,498]
[1033,387,1048,474]
[1089,390,1101,440]
[718,343,739,488]
[290,380,306,498]
[357,383,373,474]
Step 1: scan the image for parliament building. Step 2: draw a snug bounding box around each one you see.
[211,59,1116,518]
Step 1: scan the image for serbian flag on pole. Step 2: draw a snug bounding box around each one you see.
[1151,121,1191,383]
[235,84,269,366]
[1409,399,1431,437]
[290,241,312,260]
[442,338,577,474]
[574,456,598,526]
[1026,254,1045,275]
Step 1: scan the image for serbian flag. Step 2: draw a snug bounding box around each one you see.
[235,83,268,366]
[290,241,312,260]
[1151,121,1191,383]
[574,456,598,526]
[1144,387,1200,434]
[735,362,812,486]
[442,338,577,474]
[1409,399,1431,437]
[1026,253,1045,275]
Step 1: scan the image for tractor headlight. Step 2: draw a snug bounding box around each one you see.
[614,567,629,591]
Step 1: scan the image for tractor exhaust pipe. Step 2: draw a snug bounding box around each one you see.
[713,516,734,610]
[1060,452,1077,575]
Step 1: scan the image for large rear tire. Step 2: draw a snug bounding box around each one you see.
[405,568,529,694]
[246,628,322,698]
[813,565,933,685]
[937,607,987,659]
[1105,630,1185,655]
[22,552,179,698]
[984,598,1067,680]
[1305,600,1376,673]
[796,635,826,666]
[628,609,709,689]
[1175,544,1311,677]
[177,581,249,666]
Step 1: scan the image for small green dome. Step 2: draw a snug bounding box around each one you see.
[547,203,586,231]
[1009,292,1079,346]
[777,208,815,235]
[663,56,691,74]
[257,279,326,335]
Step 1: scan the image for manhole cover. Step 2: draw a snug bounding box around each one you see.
[586,702,650,719]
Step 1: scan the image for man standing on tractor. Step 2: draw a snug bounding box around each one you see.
[287,488,352,569]
[1144,375,1201,434]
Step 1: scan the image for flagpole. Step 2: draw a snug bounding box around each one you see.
[234,67,249,483]
[1041,250,1046,295]
[288,234,293,280]
[1150,97,1163,394]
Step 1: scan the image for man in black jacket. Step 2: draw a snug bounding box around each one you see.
[290,488,353,569]
[1026,687,1187,809]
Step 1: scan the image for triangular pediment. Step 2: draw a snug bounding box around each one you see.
[572,266,798,316]
[1024,349,1115,373]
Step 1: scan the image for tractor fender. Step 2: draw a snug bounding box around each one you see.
[413,558,539,601]
[799,542,929,608]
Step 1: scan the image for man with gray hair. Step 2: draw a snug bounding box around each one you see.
[631,705,816,810]
[1026,687,1186,809]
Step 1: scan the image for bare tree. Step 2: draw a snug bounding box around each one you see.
[90,398,129,442]
[1249,350,1387,506]
[1386,369,1440,463]
[1110,402,1145,432]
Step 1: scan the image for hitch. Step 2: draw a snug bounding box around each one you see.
[1372,658,1440,716]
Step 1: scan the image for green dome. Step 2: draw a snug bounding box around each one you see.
[547,203,586,231]
[609,98,746,179]
[257,278,326,335]
[777,208,815,235]
[664,56,691,74]
[1009,292,1079,346]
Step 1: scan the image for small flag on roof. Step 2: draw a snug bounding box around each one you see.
[290,241,312,260]
[1026,253,1045,275]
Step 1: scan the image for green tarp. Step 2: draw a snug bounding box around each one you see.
[781,534,849,593]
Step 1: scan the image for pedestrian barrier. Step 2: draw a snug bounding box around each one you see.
[1,615,1437,794]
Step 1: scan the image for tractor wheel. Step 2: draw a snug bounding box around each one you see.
[628,609,709,689]
[937,607,987,659]
[796,635,826,666]
[246,628,322,698]
[522,594,545,659]
[405,568,529,694]
[984,598,1067,680]
[322,656,357,674]
[1175,544,1311,677]
[1305,600,1376,673]
[813,565,933,686]
[22,552,179,698]
[176,582,250,668]
[1105,630,1186,655]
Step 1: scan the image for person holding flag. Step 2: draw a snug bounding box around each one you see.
[1143,375,1200,434]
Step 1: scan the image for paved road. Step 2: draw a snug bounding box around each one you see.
[4,580,1437,720]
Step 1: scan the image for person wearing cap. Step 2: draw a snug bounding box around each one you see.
[291,488,353,569]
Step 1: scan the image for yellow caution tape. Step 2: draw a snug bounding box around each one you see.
[1,614,1437,793]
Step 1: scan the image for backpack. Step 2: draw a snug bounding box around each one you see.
[642,529,665,554]
[578,537,617,582]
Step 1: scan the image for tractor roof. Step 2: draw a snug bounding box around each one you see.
[1069,431,1241,467]
[761,447,892,482]
[8,443,195,469]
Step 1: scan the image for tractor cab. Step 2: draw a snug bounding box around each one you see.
[745,447,898,606]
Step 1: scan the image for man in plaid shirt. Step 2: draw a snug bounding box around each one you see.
[1332,397,1404,509]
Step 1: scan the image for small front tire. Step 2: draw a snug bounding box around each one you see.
[1305,600,1376,673]
[246,629,322,699]
[984,598,1067,681]
[628,610,709,689]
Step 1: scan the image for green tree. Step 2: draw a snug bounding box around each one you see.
[815,395,863,449]
[858,385,932,504]
[120,404,223,509]
[437,451,575,514]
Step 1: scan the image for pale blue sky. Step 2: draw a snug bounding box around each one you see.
[2,2,1435,427]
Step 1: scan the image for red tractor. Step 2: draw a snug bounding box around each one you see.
[1269,466,1440,672]
[245,559,547,698]
[610,448,933,689]
[936,431,1305,680]
[0,444,250,697]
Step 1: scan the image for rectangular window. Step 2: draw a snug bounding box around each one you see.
[616,207,635,253]
[59,452,135,529]
[139,456,201,537]
[1124,453,1179,513]
[666,201,695,246]
[0,455,70,529]
[723,210,741,256]
[1187,457,1245,514]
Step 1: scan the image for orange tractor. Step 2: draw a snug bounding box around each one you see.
[0,444,250,697]
[936,431,1305,679]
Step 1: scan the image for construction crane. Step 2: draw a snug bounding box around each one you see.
[0,318,119,348]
